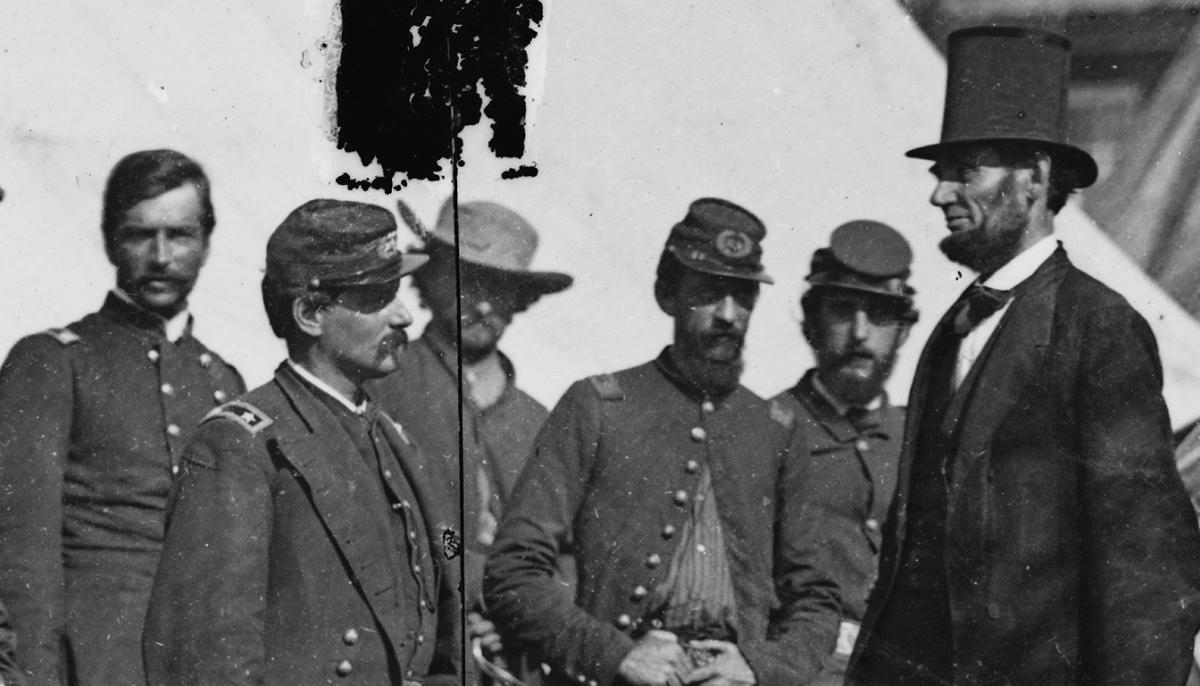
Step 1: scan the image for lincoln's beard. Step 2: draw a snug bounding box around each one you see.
[939,174,1030,277]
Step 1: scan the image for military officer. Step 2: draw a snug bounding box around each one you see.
[770,221,917,685]
[485,198,840,686]
[367,198,574,682]
[0,149,244,686]
[142,199,461,686]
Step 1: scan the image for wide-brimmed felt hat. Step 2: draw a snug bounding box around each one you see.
[906,26,1098,188]
[664,197,774,284]
[807,220,917,314]
[266,199,427,290]
[425,199,573,295]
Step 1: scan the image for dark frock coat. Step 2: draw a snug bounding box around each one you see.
[849,249,1200,685]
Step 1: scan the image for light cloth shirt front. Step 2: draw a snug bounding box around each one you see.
[954,236,1058,388]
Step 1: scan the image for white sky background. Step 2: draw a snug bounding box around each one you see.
[3,0,1200,426]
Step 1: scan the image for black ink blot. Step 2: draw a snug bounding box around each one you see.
[442,527,462,559]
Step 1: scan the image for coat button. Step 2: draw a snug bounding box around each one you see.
[700,400,715,413]
[213,390,228,402]
[576,675,587,684]
[855,439,871,452]
[661,525,676,539]
[690,427,706,442]
[147,349,160,362]
[616,614,632,628]
[343,628,359,645]
[161,383,175,397]
[684,460,700,474]
[646,553,661,569]
[673,490,689,507]
[167,424,181,437]
[631,585,648,601]
[383,469,393,479]
[199,352,213,368]
[416,634,425,645]
[987,603,1001,620]
[171,465,180,476]
[865,518,880,532]
[650,618,663,629]
[336,659,353,676]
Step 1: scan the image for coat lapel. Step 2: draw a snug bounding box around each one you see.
[270,369,409,649]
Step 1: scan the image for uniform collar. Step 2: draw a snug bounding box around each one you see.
[809,372,883,415]
[792,370,891,442]
[286,359,368,415]
[106,289,192,342]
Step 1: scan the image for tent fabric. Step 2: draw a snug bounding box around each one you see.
[3,0,1200,427]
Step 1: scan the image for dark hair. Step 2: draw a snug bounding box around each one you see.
[261,276,333,344]
[653,250,687,304]
[101,149,215,246]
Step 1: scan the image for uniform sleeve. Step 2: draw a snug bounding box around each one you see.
[1076,304,1200,685]
[141,420,274,686]
[0,336,74,686]
[484,382,636,686]
[737,424,842,686]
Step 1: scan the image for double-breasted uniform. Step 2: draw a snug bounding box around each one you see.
[849,249,1200,684]
[485,352,840,686]
[142,364,461,686]
[0,293,243,686]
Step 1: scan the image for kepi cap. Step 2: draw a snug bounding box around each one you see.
[807,220,916,307]
[665,197,773,284]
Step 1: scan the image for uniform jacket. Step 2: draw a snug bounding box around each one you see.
[142,364,462,686]
[485,352,840,686]
[772,370,904,624]
[849,249,1200,685]
[0,293,243,686]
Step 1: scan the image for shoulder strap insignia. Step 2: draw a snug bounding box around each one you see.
[769,399,795,428]
[41,327,80,346]
[202,400,274,435]
[589,373,624,401]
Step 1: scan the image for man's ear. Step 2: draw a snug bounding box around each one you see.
[801,315,817,346]
[293,294,325,338]
[654,281,677,317]
[1027,151,1052,206]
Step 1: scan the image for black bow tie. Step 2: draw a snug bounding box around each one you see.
[951,283,1012,335]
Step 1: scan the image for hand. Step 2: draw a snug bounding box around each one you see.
[467,611,503,656]
[683,640,755,686]
[617,630,690,686]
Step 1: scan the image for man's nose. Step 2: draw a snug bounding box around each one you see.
[387,296,413,328]
[930,179,958,207]
[714,295,740,324]
[151,230,172,264]
[852,309,871,341]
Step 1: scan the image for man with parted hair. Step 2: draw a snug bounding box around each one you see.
[0,149,243,686]
[485,198,839,686]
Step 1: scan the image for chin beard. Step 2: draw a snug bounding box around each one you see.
[823,368,885,407]
[678,354,744,397]
[939,180,1030,276]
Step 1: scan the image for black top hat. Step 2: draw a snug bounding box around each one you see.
[665,198,774,284]
[906,26,1098,188]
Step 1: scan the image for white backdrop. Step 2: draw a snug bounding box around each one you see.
[3,0,1199,426]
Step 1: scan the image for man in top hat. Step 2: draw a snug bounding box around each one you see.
[485,198,840,686]
[847,27,1200,685]
[770,221,917,685]
[0,149,244,686]
[142,199,461,686]
[368,199,574,666]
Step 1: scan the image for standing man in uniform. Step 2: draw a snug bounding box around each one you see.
[142,199,461,685]
[771,221,917,685]
[485,198,839,686]
[369,198,574,682]
[0,149,244,686]
[848,28,1200,685]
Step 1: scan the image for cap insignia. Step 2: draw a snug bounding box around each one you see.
[715,230,752,259]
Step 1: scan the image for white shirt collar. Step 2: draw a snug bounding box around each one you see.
[286,359,367,415]
[111,288,190,343]
[810,372,882,416]
[981,235,1058,291]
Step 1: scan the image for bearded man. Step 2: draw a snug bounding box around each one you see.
[484,198,839,686]
[770,220,917,685]
[847,27,1200,685]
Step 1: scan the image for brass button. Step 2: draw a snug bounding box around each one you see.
[412,564,421,574]
[171,465,180,476]
[199,352,213,368]
[383,469,393,479]
[696,544,707,554]
[651,618,663,629]
[632,585,648,601]
[408,530,417,540]
[416,634,425,645]
[684,460,700,474]
[866,518,880,532]
[147,349,160,362]
[662,525,676,539]
[700,400,715,413]
[213,390,228,402]
[673,490,689,507]
[576,675,587,684]
[336,659,352,677]
[690,427,706,442]
[392,503,403,511]
[161,383,175,396]
[855,439,870,452]
[343,628,360,645]
[616,613,632,628]
[646,553,661,569]
[167,424,181,437]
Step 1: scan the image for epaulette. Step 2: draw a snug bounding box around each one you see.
[201,400,274,435]
[41,327,80,346]
[588,373,624,401]
[769,399,795,428]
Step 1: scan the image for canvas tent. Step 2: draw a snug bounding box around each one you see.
[3,0,1200,426]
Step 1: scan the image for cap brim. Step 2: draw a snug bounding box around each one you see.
[676,254,774,285]
[905,138,1097,188]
